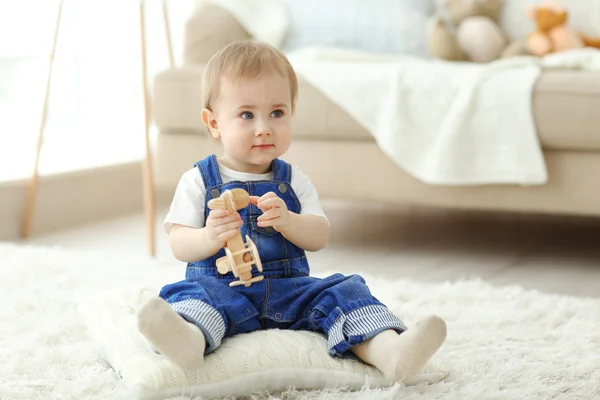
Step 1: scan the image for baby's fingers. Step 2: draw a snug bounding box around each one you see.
[258,197,284,210]
[207,216,241,236]
[257,192,277,203]
[257,208,279,221]
[209,211,239,223]
[215,219,243,235]
[207,209,231,219]
[249,196,260,205]
[218,229,240,243]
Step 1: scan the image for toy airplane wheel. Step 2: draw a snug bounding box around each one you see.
[215,256,231,275]
[224,246,239,277]
[245,235,263,272]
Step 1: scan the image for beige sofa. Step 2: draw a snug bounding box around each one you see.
[153,2,600,217]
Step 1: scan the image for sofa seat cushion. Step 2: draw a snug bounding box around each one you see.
[293,69,600,151]
[152,67,600,151]
[167,0,600,151]
[152,65,374,142]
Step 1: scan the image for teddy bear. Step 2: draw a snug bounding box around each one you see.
[427,0,529,63]
[526,1,600,56]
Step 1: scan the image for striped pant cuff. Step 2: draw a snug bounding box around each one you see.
[170,298,226,354]
[327,304,407,357]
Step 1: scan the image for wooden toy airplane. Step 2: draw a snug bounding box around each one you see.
[207,188,264,287]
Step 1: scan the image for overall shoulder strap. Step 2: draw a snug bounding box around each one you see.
[194,154,223,188]
[271,158,291,183]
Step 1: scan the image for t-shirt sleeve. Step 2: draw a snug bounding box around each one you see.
[163,168,207,234]
[290,166,329,223]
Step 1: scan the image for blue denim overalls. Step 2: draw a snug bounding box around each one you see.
[159,154,407,356]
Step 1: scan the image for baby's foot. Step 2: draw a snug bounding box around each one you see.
[384,315,447,381]
[137,297,206,370]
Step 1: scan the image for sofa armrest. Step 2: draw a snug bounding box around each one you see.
[153,66,205,133]
[184,1,252,65]
[153,2,252,133]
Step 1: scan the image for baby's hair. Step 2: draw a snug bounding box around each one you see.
[202,40,298,113]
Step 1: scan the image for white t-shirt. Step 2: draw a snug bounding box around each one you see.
[164,161,328,234]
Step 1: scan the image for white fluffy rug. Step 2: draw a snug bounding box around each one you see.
[1,242,600,399]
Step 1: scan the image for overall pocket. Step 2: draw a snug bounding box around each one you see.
[250,215,279,237]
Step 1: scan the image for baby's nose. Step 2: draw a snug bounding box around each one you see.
[255,124,272,136]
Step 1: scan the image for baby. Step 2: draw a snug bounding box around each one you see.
[138,40,447,382]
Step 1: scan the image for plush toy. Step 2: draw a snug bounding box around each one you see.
[526,1,600,57]
[427,0,529,63]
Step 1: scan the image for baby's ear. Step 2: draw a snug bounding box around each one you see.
[201,109,220,139]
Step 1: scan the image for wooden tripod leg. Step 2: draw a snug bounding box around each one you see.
[162,0,174,68]
[22,0,64,238]
[140,1,156,257]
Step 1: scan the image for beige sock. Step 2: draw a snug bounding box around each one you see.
[352,315,447,382]
[137,297,207,370]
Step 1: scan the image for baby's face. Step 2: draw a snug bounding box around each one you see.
[211,72,292,174]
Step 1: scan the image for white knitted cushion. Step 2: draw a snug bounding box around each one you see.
[81,287,447,399]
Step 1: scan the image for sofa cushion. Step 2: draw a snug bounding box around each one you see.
[152,66,600,152]
[280,0,435,58]
[153,67,205,133]
[171,0,600,151]
[291,75,373,142]
[184,1,251,65]
[292,69,600,151]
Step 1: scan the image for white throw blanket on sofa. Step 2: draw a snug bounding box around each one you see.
[206,0,600,186]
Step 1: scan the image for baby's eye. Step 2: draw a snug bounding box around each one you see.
[240,111,254,120]
[271,110,284,118]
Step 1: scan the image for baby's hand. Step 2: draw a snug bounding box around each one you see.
[205,209,243,248]
[249,192,291,233]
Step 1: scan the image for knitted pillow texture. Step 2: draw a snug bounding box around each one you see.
[80,287,447,399]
